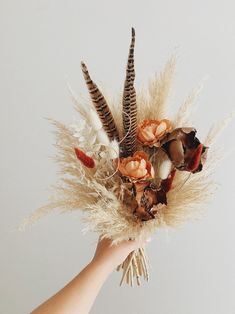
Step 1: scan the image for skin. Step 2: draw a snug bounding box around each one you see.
[31,236,150,314]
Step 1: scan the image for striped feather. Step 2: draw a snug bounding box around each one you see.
[81,62,120,142]
[120,27,137,157]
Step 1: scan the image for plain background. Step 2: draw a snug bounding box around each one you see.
[1,1,235,313]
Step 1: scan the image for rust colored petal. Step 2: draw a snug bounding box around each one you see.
[168,140,184,168]
[161,169,176,192]
[156,189,167,205]
[160,127,196,146]
[133,150,149,161]
[186,143,203,172]
[161,127,208,173]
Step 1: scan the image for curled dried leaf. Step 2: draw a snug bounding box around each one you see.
[160,128,208,173]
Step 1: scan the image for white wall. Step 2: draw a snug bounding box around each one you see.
[1,1,235,313]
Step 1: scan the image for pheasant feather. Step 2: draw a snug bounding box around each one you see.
[120,27,137,157]
[81,61,120,141]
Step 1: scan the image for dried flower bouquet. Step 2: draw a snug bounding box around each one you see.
[23,28,231,286]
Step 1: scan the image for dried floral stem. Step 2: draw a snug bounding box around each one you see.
[117,246,149,286]
[140,247,150,281]
[119,251,135,286]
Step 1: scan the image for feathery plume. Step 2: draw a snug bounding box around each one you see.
[81,61,120,141]
[120,27,137,157]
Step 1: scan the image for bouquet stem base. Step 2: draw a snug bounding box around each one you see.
[117,246,149,286]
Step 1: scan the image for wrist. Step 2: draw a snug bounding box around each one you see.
[89,257,115,275]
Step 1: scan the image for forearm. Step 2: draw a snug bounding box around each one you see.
[31,237,147,314]
[31,260,112,314]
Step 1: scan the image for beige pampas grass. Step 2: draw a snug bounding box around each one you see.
[173,83,203,128]
[137,56,176,122]
[21,55,232,286]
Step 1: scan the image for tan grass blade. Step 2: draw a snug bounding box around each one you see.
[204,112,234,147]
[173,82,204,127]
[148,56,176,120]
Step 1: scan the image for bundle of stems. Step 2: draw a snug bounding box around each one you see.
[117,247,149,286]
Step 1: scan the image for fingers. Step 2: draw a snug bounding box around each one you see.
[125,237,152,251]
[97,235,152,252]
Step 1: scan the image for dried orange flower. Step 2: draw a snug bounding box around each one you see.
[137,119,172,147]
[117,151,154,181]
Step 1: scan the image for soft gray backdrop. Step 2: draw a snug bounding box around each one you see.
[1,1,235,313]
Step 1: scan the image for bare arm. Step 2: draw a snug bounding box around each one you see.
[31,237,149,314]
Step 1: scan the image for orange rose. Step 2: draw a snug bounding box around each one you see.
[137,119,172,147]
[117,151,154,181]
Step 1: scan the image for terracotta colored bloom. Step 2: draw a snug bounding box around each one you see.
[161,127,208,173]
[117,151,154,181]
[137,119,172,147]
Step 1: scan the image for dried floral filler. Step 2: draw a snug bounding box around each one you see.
[25,28,227,286]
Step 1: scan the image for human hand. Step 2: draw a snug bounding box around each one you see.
[91,236,151,273]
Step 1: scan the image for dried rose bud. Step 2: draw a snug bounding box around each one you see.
[117,151,155,181]
[137,119,172,147]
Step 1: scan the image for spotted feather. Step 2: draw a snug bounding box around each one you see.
[81,62,119,142]
[120,27,137,157]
